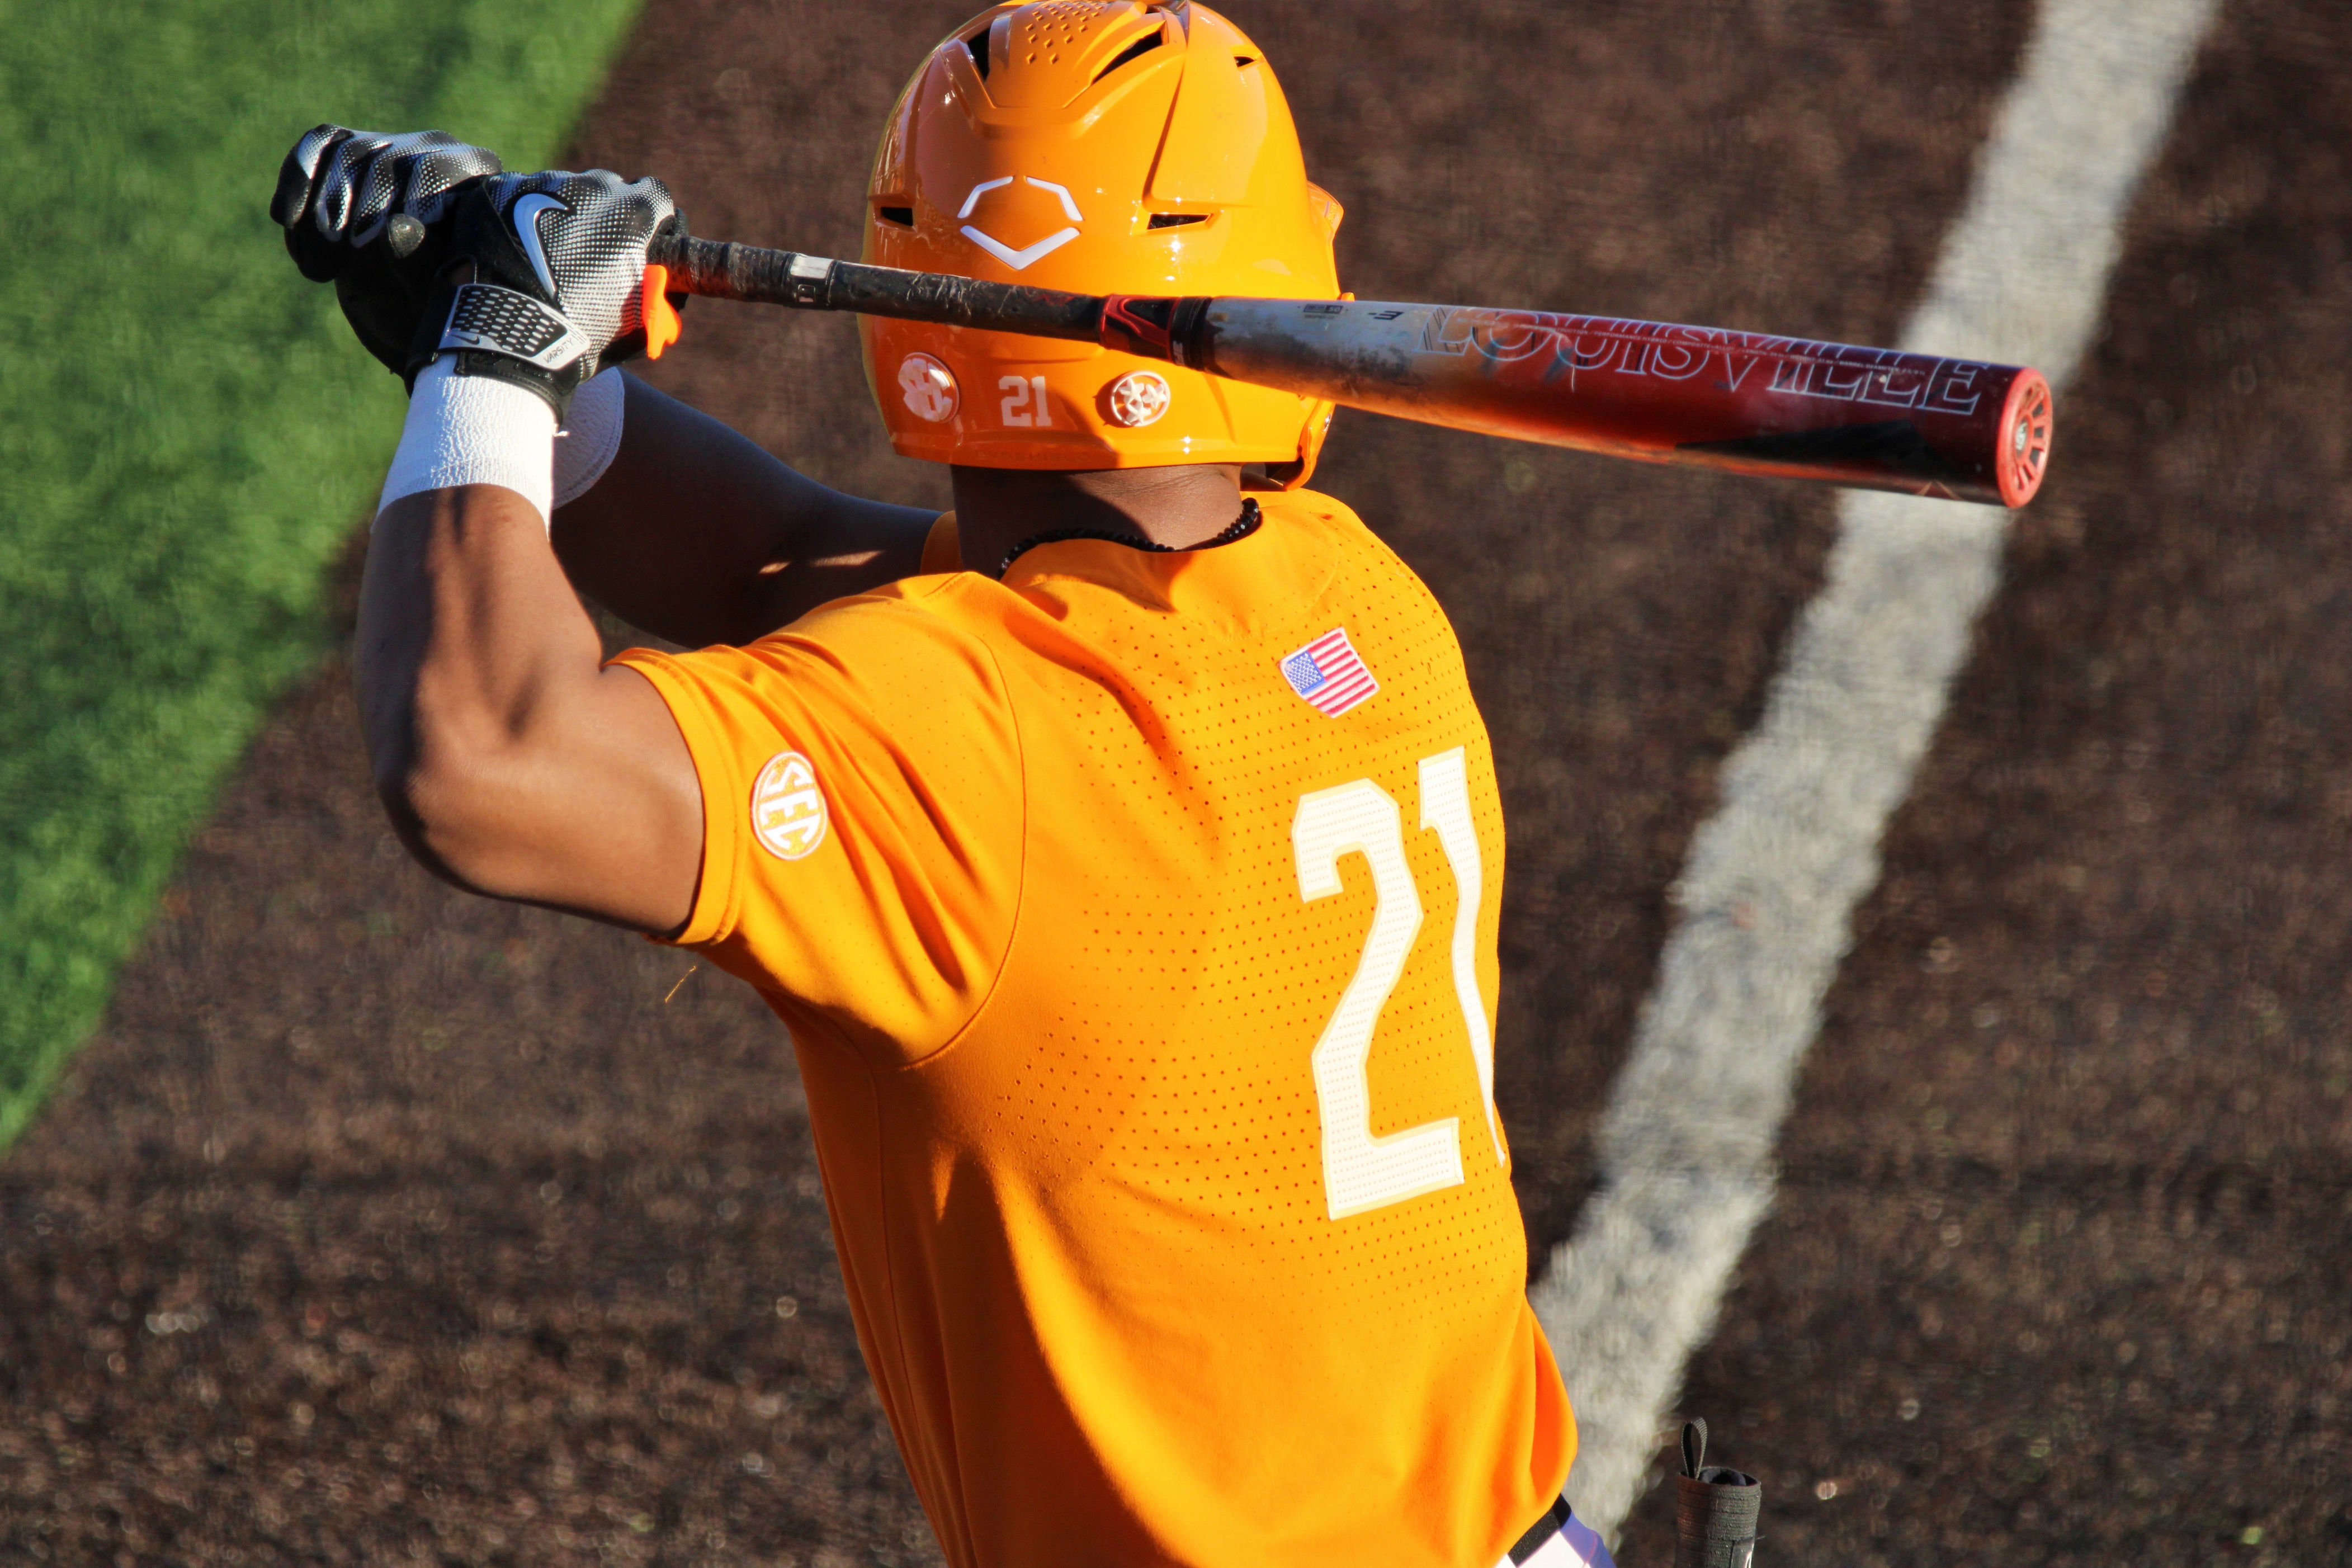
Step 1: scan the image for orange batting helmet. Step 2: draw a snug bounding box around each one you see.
[861,1,1344,485]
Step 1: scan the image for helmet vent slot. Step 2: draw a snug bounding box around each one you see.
[1234,54,1257,67]
[965,29,992,80]
[879,206,915,228]
[1092,31,1164,83]
[1147,214,1206,229]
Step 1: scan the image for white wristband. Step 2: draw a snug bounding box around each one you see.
[376,358,557,530]
[553,367,626,509]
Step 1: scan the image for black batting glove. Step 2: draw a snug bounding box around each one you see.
[271,125,504,376]
[412,169,687,421]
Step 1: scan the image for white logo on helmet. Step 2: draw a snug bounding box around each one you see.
[898,354,959,423]
[1106,370,1172,428]
[751,751,828,862]
[957,176,1083,271]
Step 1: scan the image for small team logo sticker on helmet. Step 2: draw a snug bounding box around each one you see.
[1106,370,1172,428]
[751,751,829,862]
[898,354,959,423]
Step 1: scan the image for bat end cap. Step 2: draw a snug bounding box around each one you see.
[1996,368,2054,507]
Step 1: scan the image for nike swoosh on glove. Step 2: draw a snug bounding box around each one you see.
[413,169,687,421]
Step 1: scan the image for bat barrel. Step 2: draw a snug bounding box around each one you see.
[648,233,1104,343]
[1188,299,2052,508]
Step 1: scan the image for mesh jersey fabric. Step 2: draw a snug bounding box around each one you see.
[611,492,1575,1568]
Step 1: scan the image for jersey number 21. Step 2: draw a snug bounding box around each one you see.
[1293,746,1506,1221]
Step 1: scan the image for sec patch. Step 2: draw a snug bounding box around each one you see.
[751,751,829,861]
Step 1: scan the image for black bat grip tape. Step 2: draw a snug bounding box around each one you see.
[646,231,1107,345]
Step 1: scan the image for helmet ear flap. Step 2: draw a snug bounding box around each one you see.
[1253,270,1348,490]
[1250,188,1344,490]
[1248,398,1335,492]
[1306,183,1344,242]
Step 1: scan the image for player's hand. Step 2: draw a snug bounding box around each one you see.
[271,125,504,376]
[414,169,688,419]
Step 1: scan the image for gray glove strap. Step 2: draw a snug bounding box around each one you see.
[437,282,589,372]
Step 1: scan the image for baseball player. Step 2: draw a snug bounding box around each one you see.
[273,4,1608,1565]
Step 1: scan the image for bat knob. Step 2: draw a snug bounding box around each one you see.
[384,213,427,259]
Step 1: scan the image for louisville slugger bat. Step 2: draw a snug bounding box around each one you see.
[642,232,2052,508]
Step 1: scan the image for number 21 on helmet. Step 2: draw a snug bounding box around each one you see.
[862,1,1345,488]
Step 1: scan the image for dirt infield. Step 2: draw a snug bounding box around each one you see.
[1640,4,2352,1562]
[4,1,2345,1564]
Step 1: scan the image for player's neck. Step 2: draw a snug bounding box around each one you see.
[950,464,1249,578]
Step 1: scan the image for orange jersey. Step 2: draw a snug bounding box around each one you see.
[613,492,1574,1568]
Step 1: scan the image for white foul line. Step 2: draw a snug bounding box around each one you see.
[1526,0,2225,1538]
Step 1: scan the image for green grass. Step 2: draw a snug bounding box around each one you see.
[0,0,644,1146]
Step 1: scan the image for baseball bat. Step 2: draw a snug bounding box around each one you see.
[643,233,2052,508]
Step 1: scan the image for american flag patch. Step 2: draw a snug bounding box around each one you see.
[1279,627,1380,717]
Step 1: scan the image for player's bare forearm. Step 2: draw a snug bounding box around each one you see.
[359,483,703,933]
[550,375,938,648]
